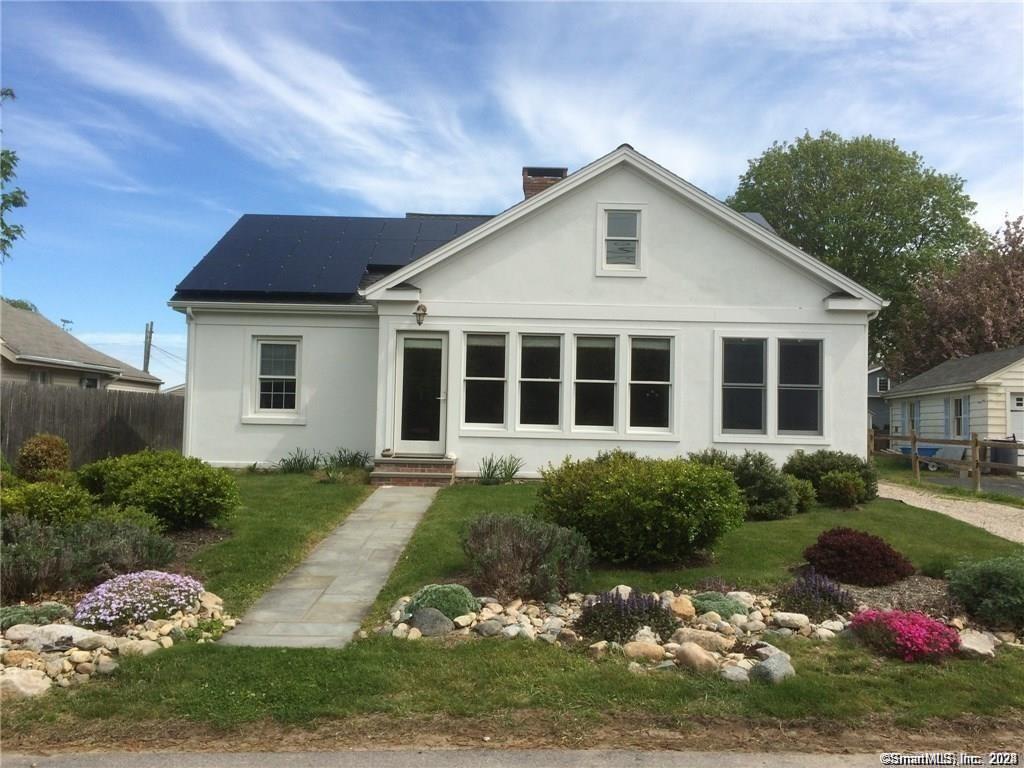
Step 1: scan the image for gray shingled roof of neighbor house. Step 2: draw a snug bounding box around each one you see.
[173,211,777,302]
[0,302,161,384]
[886,345,1024,396]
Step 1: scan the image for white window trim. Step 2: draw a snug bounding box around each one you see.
[516,334,563,431]
[627,335,673,433]
[876,376,890,393]
[953,397,965,437]
[595,202,648,277]
[713,329,831,444]
[572,334,618,432]
[720,337,768,436]
[461,332,509,430]
[242,335,306,425]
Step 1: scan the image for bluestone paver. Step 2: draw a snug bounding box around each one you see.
[220,485,436,648]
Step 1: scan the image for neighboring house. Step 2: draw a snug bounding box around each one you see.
[883,346,1024,442]
[868,365,892,431]
[162,383,186,396]
[171,145,885,481]
[0,302,162,392]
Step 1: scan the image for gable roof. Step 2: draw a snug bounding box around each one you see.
[362,145,886,308]
[885,345,1024,397]
[173,213,492,302]
[0,302,162,385]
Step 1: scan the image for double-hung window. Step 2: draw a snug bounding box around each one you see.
[519,335,561,426]
[574,336,616,427]
[908,401,918,433]
[722,338,766,433]
[953,397,965,436]
[605,210,640,267]
[778,339,822,434]
[464,334,506,425]
[876,376,890,393]
[257,340,298,411]
[629,337,671,429]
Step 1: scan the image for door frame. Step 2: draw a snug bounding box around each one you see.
[394,331,448,456]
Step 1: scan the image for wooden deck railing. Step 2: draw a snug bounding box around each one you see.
[869,430,1023,491]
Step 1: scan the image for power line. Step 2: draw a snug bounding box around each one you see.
[150,343,186,363]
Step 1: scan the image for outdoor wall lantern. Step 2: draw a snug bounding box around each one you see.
[413,304,428,325]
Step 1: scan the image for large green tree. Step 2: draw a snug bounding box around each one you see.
[885,217,1024,379]
[727,130,984,356]
[1,87,27,262]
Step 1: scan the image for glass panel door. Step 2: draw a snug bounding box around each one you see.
[397,335,446,454]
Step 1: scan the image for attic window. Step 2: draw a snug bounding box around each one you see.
[596,203,647,277]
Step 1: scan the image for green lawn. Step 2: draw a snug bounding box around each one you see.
[874,454,1024,509]
[188,473,370,613]
[371,483,1023,619]
[6,635,1024,740]
[6,475,1024,746]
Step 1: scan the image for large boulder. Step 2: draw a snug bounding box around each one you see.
[750,653,796,684]
[409,607,454,637]
[5,624,107,653]
[669,595,695,620]
[118,639,161,658]
[959,629,996,659]
[772,612,810,630]
[474,619,503,638]
[622,641,665,663]
[674,642,718,674]
[0,668,52,700]
[670,627,735,653]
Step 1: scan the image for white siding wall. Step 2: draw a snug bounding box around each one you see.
[185,310,378,466]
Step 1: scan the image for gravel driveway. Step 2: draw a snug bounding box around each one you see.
[878,481,1024,545]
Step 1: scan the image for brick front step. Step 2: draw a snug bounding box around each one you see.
[369,470,453,487]
[370,456,455,487]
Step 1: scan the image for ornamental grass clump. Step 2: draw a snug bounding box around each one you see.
[850,609,960,663]
[574,590,678,644]
[74,570,204,629]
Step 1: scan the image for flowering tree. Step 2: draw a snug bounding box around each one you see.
[885,217,1024,379]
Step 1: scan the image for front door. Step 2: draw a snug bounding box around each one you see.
[395,333,447,455]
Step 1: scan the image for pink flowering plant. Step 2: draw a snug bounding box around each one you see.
[74,570,204,629]
[850,609,960,663]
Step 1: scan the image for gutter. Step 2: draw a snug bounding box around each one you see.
[168,300,376,315]
[13,355,122,375]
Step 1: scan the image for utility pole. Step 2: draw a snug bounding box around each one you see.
[143,321,154,373]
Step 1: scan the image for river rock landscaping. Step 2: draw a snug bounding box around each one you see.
[0,588,236,700]
[374,583,1019,684]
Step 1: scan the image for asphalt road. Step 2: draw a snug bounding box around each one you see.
[4,750,882,767]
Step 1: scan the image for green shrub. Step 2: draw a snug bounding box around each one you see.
[78,450,239,530]
[0,602,72,631]
[408,583,478,620]
[947,555,1024,630]
[0,480,94,525]
[537,453,744,566]
[0,514,175,600]
[574,590,678,644]
[818,470,866,508]
[787,475,817,514]
[691,449,801,520]
[462,514,590,601]
[15,434,70,482]
[692,591,747,618]
[687,448,739,473]
[783,449,878,502]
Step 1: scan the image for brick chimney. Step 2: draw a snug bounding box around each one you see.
[522,166,568,199]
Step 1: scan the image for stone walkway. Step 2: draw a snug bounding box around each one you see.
[879,481,1024,545]
[221,486,437,648]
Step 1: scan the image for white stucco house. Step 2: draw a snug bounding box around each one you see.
[170,145,886,484]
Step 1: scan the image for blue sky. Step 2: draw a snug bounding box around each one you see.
[2,2,1022,387]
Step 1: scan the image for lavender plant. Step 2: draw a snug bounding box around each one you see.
[74,570,204,629]
[574,589,678,643]
[775,569,855,621]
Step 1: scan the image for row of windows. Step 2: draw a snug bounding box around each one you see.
[463,334,672,430]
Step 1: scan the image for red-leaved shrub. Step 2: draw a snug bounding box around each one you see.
[803,527,914,586]
[850,609,960,662]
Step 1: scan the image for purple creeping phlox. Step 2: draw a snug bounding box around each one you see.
[850,609,961,662]
[74,570,204,629]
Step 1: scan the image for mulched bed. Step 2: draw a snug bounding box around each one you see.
[844,575,957,616]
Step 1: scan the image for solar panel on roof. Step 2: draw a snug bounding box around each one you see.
[174,213,491,300]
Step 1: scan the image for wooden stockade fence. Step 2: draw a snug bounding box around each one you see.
[869,428,1023,493]
[1,381,183,467]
